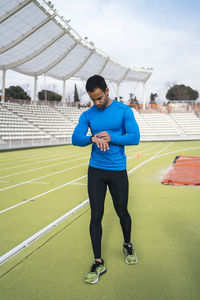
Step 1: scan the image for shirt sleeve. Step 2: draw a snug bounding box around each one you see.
[72,113,92,146]
[110,107,140,146]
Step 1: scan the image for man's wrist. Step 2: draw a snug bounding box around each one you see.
[90,135,94,143]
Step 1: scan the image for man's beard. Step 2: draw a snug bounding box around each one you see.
[98,96,109,110]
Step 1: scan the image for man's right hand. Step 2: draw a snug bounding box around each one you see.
[91,136,109,151]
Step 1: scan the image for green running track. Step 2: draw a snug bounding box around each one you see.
[0,141,200,300]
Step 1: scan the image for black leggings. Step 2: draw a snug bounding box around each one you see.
[88,166,132,259]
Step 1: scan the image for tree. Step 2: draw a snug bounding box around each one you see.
[74,84,80,102]
[114,96,123,102]
[38,89,62,101]
[149,93,158,104]
[5,85,31,100]
[129,93,139,105]
[166,84,198,101]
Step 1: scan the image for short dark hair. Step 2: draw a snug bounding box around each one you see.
[86,75,107,93]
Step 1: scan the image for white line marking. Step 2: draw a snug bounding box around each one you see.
[0,156,89,179]
[0,180,62,185]
[0,161,87,191]
[0,153,85,171]
[151,142,173,158]
[71,183,87,186]
[1,143,200,265]
[128,145,200,175]
[0,142,158,187]
[0,175,87,214]
[125,142,161,156]
[0,198,89,265]
[0,153,64,166]
[128,142,172,175]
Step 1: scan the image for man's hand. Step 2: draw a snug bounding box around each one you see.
[91,136,109,151]
[95,131,111,143]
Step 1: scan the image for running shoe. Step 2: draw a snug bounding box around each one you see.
[84,260,106,284]
[123,243,138,264]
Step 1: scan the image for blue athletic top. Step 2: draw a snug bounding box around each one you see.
[72,100,140,170]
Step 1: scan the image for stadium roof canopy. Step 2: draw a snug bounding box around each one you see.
[0,0,152,85]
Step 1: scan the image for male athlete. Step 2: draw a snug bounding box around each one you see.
[72,75,140,284]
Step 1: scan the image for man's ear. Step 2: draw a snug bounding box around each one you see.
[106,87,109,96]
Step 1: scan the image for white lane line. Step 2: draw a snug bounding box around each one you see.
[127,142,172,175]
[0,161,87,192]
[0,147,83,162]
[0,142,157,181]
[126,142,163,157]
[0,180,60,185]
[154,146,200,160]
[0,142,166,191]
[0,150,156,186]
[71,183,87,186]
[0,153,64,166]
[0,145,157,210]
[0,180,86,185]
[1,143,200,265]
[0,153,85,171]
[0,198,89,265]
[0,175,87,215]
[0,149,90,167]
[128,145,200,175]
[151,141,173,158]
[0,156,89,179]
[126,143,164,159]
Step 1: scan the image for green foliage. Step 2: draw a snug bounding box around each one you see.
[5,85,31,100]
[38,89,62,102]
[150,93,158,104]
[114,96,123,102]
[74,84,80,102]
[166,84,198,101]
[129,93,139,105]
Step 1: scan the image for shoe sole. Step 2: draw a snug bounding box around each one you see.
[125,258,138,264]
[84,267,107,284]
[123,248,138,264]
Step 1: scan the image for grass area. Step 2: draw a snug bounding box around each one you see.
[0,141,200,300]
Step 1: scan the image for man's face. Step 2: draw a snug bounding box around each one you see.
[88,88,109,110]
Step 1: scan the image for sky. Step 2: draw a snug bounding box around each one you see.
[2,0,200,104]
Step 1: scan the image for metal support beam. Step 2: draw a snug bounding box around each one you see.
[5,31,66,69]
[63,49,94,80]
[62,80,66,102]
[117,82,120,101]
[0,16,55,55]
[99,58,109,75]
[36,41,78,76]
[1,70,6,102]
[0,0,32,24]
[142,82,146,110]
[33,76,38,101]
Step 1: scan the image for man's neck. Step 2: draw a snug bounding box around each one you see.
[106,98,113,107]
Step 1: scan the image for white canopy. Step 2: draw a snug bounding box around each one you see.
[0,0,152,84]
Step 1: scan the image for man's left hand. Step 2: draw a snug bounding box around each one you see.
[96,131,111,142]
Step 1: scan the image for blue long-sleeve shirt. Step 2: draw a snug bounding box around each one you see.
[72,100,140,170]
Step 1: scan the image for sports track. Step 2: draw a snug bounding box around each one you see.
[0,141,200,300]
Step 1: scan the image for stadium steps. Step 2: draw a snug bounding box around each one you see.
[1,103,53,139]
[53,106,78,126]
[167,115,185,136]
[170,113,200,136]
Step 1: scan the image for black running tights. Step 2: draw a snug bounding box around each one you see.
[88,166,132,259]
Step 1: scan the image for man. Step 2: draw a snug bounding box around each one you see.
[72,75,140,284]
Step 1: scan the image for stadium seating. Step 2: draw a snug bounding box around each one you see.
[171,113,200,135]
[0,102,200,149]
